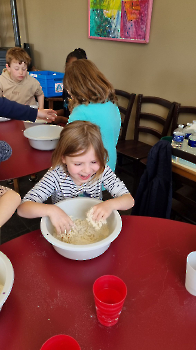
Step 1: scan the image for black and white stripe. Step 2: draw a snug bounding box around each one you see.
[22,165,129,204]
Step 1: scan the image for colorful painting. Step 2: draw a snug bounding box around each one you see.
[88,0,153,43]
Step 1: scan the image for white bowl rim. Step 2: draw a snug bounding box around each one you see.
[40,198,122,251]
[23,125,63,140]
[0,251,14,307]
[23,119,47,124]
[0,117,11,122]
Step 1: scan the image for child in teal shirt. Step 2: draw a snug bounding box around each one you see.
[64,59,121,172]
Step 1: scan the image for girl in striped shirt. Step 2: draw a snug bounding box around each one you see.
[17,121,134,234]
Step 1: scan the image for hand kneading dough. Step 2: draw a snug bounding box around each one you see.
[86,207,107,230]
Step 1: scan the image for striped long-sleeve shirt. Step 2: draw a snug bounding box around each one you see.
[22,165,129,204]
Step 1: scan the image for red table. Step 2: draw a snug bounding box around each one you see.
[0,216,196,350]
[0,120,53,191]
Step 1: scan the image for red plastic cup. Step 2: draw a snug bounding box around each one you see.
[40,335,81,350]
[93,275,127,327]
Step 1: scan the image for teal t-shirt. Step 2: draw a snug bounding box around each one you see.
[68,102,121,172]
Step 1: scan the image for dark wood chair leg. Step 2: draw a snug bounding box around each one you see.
[13,178,19,193]
[132,160,146,196]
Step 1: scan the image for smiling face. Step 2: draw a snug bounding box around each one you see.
[6,60,27,83]
[62,146,100,186]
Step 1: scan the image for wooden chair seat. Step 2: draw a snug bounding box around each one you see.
[117,139,152,160]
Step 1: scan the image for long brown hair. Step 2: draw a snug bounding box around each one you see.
[52,121,108,181]
[64,59,117,112]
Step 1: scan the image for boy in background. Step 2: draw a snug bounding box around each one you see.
[0,47,44,182]
[0,47,44,108]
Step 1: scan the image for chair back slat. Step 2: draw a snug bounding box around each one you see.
[118,106,128,115]
[140,113,166,125]
[142,96,174,108]
[138,126,162,139]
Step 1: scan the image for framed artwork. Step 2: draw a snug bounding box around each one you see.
[88,0,154,44]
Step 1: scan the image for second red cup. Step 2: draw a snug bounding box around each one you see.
[93,275,127,327]
[40,334,81,350]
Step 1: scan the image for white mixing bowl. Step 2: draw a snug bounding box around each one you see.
[40,197,122,260]
[0,251,14,311]
[0,117,11,122]
[24,124,63,150]
[23,118,47,129]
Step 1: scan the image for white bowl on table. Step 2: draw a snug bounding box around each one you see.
[40,197,122,261]
[0,117,11,122]
[23,124,63,150]
[23,104,39,128]
[23,118,48,129]
[0,251,14,311]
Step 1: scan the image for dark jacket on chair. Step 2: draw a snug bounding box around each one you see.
[132,140,172,218]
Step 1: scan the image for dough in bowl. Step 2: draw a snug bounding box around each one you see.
[86,207,107,230]
[54,207,109,245]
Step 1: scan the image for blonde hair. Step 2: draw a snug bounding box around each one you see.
[52,121,108,180]
[64,59,117,112]
[6,47,31,67]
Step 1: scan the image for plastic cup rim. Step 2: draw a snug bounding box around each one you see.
[40,334,81,349]
[187,251,196,270]
[93,274,127,306]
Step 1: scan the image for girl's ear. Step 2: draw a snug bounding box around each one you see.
[61,156,66,165]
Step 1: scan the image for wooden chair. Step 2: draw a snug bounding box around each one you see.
[171,104,196,134]
[45,97,63,110]
[116,94,176,194]
[115,89,136,141]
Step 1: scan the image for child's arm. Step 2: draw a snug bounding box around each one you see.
[37,94,44,109]
[53,114,68,125]
[36,108,57,122]
[56,109,64,116]
[91,165,134,221]
[17,201,73,234]
[0,188,21,227]
[91,194,134,222]
[17,168,73,233]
